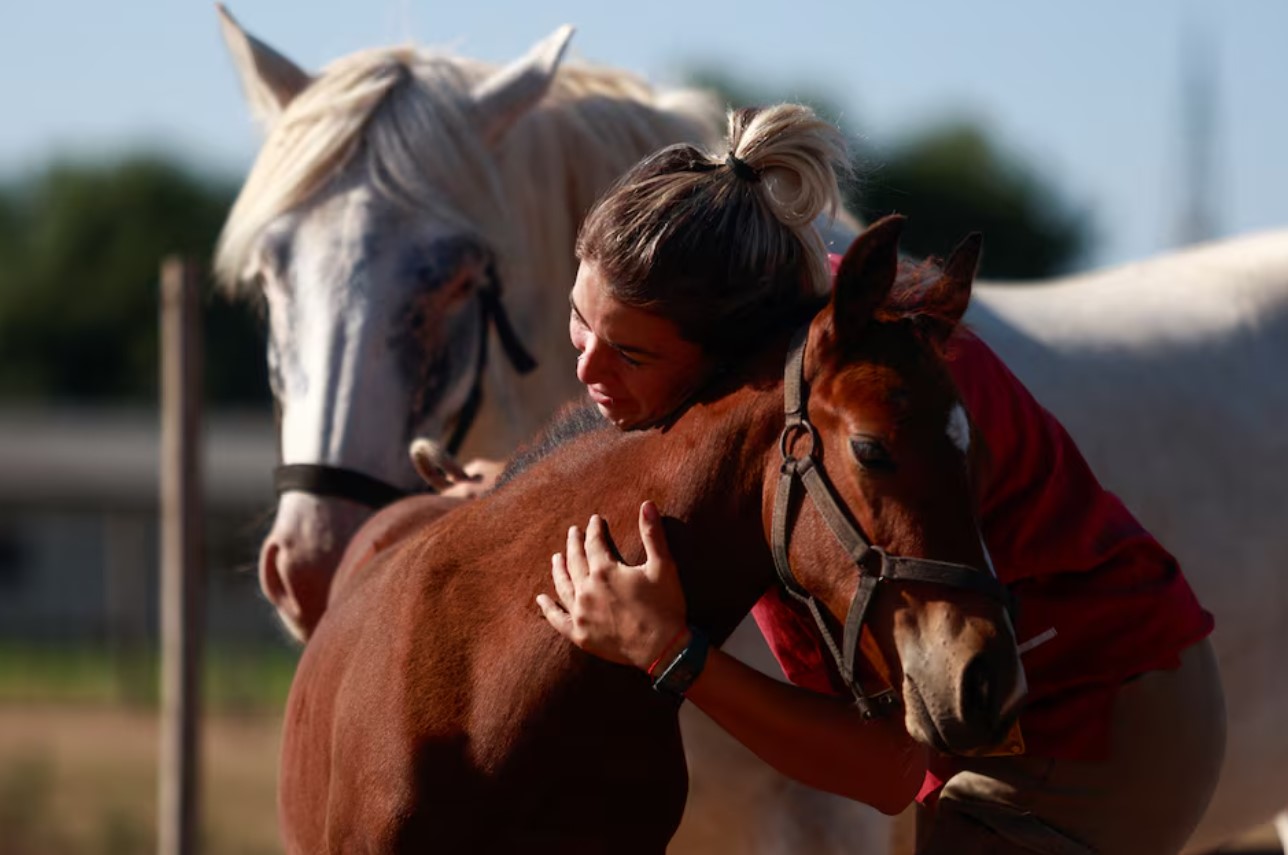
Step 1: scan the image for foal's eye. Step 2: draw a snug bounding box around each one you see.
[849,437,896,472]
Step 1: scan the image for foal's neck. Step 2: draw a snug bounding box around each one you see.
[546,349,791,642]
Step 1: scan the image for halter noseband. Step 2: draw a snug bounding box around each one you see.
[271,271,537,510]
[770,323,1014,719]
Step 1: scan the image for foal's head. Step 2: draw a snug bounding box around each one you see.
[783,216,1023,752]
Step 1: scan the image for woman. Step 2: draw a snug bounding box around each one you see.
[523,104,1224,854]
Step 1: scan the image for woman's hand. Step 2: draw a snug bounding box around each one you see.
[537,501,688,671]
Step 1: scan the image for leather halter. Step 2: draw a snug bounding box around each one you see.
[272,274,537,510]
[770,323,1014,719]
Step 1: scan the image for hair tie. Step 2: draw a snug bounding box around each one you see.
[725,152,761,183]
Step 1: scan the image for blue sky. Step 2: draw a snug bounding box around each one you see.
[3,0,1285,269]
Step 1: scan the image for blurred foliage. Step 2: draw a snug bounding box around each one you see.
[855,123,1093,279]
[686,67,1094,279]
[0,155,268,404]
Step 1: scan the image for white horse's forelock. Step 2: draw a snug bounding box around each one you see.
[214,44,721,297]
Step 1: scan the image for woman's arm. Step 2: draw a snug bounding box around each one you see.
[536,503,926,815]
[685,643,925,813]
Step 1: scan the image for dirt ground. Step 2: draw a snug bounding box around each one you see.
[0,703,1277,854]
[0,703,280,855]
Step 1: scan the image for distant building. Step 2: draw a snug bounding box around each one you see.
[0,408,284,646]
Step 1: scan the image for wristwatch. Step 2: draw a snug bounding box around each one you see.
[651,628,710,700]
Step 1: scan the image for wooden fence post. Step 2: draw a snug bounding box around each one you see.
[158,257,206,855]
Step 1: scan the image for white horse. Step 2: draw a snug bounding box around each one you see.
[215,8,721,639]
[968,233,1288,854]
[217,9,1288,853]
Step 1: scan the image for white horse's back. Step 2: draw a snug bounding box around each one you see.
[968,230,1288,852]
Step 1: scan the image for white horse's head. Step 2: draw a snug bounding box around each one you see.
[215,7,720,639]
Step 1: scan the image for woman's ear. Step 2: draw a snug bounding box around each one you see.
[829,215,904,343]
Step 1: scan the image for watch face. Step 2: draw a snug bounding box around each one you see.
[654,630,709,698]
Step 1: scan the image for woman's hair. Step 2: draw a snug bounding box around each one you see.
[576,103,850,361]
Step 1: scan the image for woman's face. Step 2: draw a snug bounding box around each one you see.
[569,262,712,430]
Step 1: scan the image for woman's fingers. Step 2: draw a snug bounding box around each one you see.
[638,501,674,580]
[584,514,615,570]
[565,525,588,583]
[551,553,575,607]
[536,593,573,637]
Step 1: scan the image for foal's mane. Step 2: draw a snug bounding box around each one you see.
[495,402,610,487]
[214,43,721,294]
[878,257,974,354]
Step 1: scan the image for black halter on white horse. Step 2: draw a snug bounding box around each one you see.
[273,276,537,509]
[770,322,1015,719]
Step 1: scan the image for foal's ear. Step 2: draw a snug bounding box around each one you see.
[924,232,982,332]
[830,215,904,340]
[217,5,313,129]
[472,25,575,147]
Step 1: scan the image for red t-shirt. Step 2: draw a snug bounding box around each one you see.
[750,260,1214,797]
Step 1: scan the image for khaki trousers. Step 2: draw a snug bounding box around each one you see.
[917,638,1226,855]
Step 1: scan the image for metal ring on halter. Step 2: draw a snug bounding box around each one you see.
[779,419,820,462]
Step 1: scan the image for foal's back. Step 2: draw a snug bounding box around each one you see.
[278,444,694,853]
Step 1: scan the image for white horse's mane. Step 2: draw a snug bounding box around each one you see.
[214,44,722,295]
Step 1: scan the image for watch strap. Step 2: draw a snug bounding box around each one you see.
[651,628,710,700]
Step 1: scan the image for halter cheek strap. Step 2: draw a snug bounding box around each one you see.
[770,323,1015,719]
[271,269,538,510]
[444,269,537,457]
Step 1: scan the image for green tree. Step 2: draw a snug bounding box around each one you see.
[0,156,267,404]
[683,69,1093,279]
[856,123,1092,278]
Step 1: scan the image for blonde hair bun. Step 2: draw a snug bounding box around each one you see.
[728,104,849,230]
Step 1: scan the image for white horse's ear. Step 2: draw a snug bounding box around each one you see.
[217,4,312,128]
[471,25,575,146]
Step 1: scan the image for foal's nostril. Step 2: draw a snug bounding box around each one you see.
[960,655,996,723]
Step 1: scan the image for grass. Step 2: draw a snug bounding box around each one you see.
[0,642,298,712]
